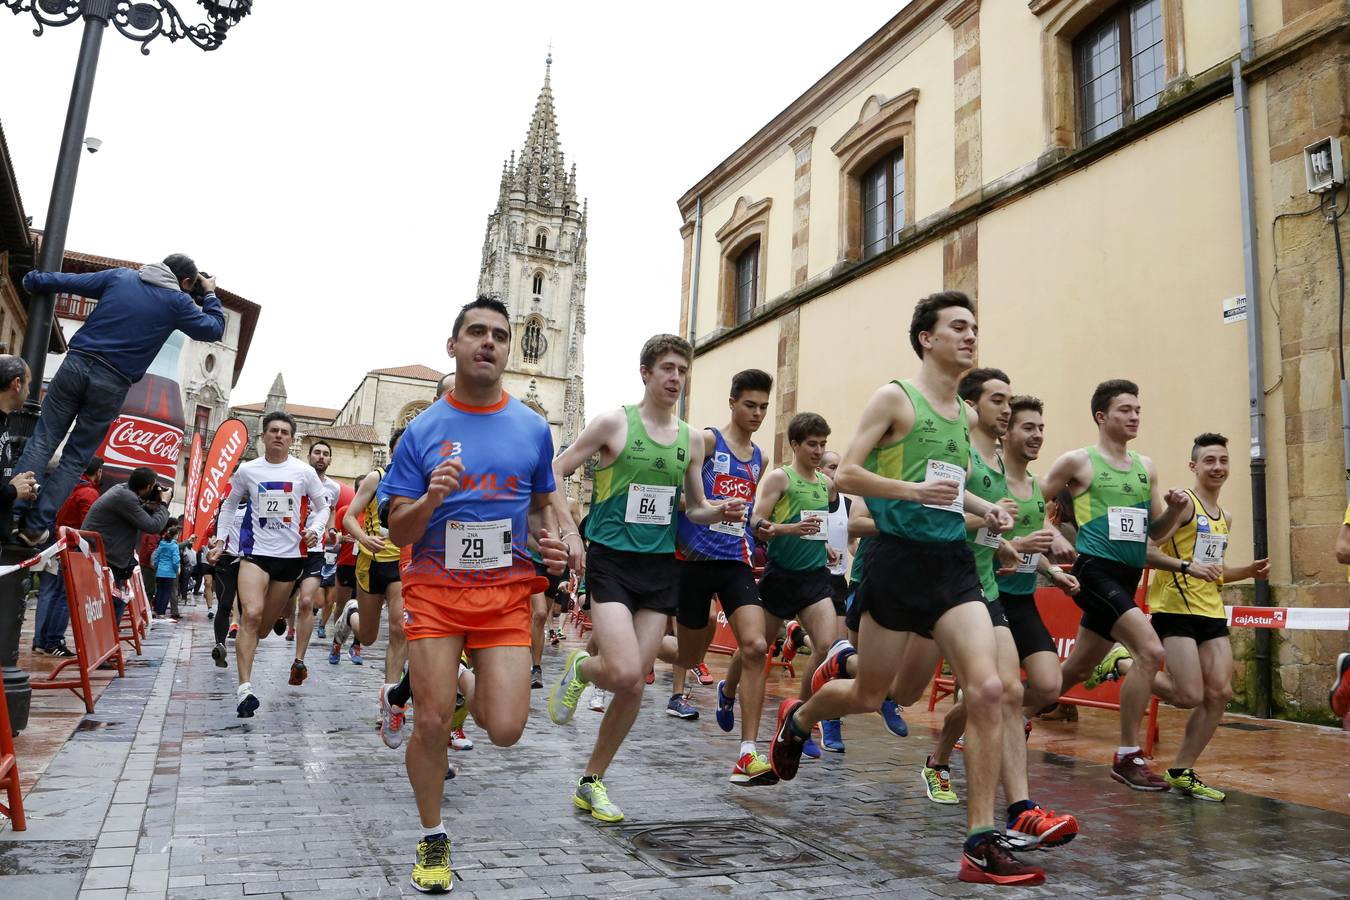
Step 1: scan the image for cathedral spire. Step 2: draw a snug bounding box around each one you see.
[517,52,566,207]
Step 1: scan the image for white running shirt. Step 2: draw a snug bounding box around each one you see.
[216,456,329,559]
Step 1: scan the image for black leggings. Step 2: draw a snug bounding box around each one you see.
[212,559,239,645]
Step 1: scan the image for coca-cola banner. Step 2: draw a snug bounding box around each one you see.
[180,432,204,537]
[191,418,249,552]
[96,414,183,481]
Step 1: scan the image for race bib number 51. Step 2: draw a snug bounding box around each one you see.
[625,484,675,525]
[446,518,513,570]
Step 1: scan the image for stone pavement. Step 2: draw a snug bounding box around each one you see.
[2,609,1349,900]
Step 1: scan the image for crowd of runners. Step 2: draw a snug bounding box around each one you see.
[184,291,1350,895]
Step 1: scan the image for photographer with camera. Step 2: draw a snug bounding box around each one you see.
[14,253,224,546]
[81,466,172,624]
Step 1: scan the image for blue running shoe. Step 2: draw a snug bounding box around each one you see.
[327,640,341,665]
[880,698,908,737]
[715,679,735,733]
[350,642,364,665]
[821,718,845,752]
[802,736,822,760]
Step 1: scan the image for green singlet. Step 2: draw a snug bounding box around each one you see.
[995,476,1046,596]
[1072,447,1150,568]
[964,449,1007,600]
[587,405,690,554]
[865,380,970,544]
[766,466,830,572]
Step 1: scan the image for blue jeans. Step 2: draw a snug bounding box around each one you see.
[15,352,131,534]
[154,577,177,617]
[34,569,70,649]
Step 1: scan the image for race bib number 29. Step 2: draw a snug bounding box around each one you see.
[446,518,513,570]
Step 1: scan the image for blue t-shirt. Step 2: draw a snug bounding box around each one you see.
[676,428,762,563]
[381,392,556,589]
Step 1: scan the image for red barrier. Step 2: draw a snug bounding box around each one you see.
[929,579,1161,756]
[114,568,145,656]
[0,681,24,830]
[31,529,124,711]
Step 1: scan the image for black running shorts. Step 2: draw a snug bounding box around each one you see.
[757,563,833,621]
[985,596,1010,629]
[844,586,862,633]
[1071,554,1144,641]
[856,534,985,637]
[336,564,356,589]
[1150,611,1229,644]
[531,560,572,601]
[244,555,306,583]
[296,552,324,584]
[357,559,401,595]
[1001,591,1056,658]
[676,560,760,630]
[586,543,677,614]
[827,573,850,616]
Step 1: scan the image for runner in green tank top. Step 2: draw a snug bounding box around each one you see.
[1041,379,1189,794]
[926,370,1081,853]
[765,293,1046,888]
[547,334,746,824]
[750,413,840,726]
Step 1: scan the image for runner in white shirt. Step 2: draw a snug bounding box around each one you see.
[286,440,342,687]
[215,411,329,717]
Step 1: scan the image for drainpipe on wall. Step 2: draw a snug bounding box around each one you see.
[1234,0,1273,718]
[679,197,703,420]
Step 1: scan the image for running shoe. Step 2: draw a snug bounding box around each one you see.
[288,659,307,686]
[801,736,821,759]
[954,734,966,753]
[691,662,714,685]
[1005,804,1079,849]
[1330,651,1350,718]
[228,624,238,640]
[880,699,908,737]
[236,684,259,718]
[549,649,590,725]
[958,834,1046,886]
[1085,645,1132,690]
[729,750,777,785]
[820,719,845,753]
[46,642,76,659]
[531,665,544,690]
[589,688,606,712]
[922,760,959,804]
[410,832,453,894]
[781,621,805,663]
[1164,768,1225,802]
[1024,717,1033,740]
[666,694,698,720]
[285,624,296,642]
[380,684,407,750]
[714,679,735,732]
[768,699,806,781]
[549,628,561,646]
[349,642,363,665]
[316,624,326,640]
[328,640,341,665]
[811,639,855,694]
[645,669,655,685]
[574,777,623,822]
[272,618,287,636]
[449,728,474,751]
[207,610,215,621]
[333,598,358,646]
[1111,750,1170,791]
[211,642,227,669]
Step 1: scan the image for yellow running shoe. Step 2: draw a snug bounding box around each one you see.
[573,776,623,822]
[410,833,453,894]
[729,750,777,785]
[1163,768,1225,802]
[922,761,959,804]
[549,649,590,725]
[1085,645,1132,691]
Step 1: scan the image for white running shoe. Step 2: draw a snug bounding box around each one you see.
[449,727,474,750]
[379,684,407,749]
[589,688,607,712]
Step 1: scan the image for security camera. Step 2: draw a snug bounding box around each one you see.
[83,137,102,154]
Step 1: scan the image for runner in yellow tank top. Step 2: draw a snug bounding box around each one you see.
[1041,379,1190,792]
[1105,433,1268,801]
[547,334,746,824]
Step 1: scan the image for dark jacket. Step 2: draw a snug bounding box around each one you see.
[81,483,170,569]
[23,264,225,383]
[0,409,16,542]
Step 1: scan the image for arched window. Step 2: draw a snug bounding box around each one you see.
[521,318,547,365]
[534,229,548,250]
[397,401,430,428]
[532,272,544,295]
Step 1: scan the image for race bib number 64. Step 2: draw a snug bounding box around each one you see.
[625,484,675,525]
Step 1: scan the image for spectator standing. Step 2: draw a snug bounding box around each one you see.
[14,254,224,545]
[0,355,38,543]
[152,528,181,618]
[31,457,103,656]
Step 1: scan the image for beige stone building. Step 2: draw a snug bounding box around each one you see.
[677,0,1350,720]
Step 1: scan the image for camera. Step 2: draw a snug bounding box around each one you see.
[190,272,211,302]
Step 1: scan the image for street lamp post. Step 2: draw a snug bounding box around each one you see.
[0,0,251,735]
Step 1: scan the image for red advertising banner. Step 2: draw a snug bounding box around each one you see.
[181,432,204,537]
[191,418,249,551]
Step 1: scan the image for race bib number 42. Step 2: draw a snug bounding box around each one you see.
[625,484,676,526]
[1192,531,1227,565]
[446,518,513,570]
[1108,506,1147,543]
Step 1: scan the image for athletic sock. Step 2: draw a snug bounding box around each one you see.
[1117,746,1141,757]
[421,822,446,839]
[579,774,600,785]
[786,710,810,739]
[963,827,995,853]
[1167,767,1188,778]
[740,741,756,757]
[927,755,948,770]
[1006,799,1036,823]
[236,681,252,698]
[388,673,413,707]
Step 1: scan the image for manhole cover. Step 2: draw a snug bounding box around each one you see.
[1219,722,1276,732]
[601,817,842,877]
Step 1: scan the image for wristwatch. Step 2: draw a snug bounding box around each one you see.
[1180,561,1190,575]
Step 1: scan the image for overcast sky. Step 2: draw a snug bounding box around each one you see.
[0,1,902,418]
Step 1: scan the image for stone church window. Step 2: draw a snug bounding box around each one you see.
[522,318,547,364]
[532,272,544,295]
[535,229,548,250]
